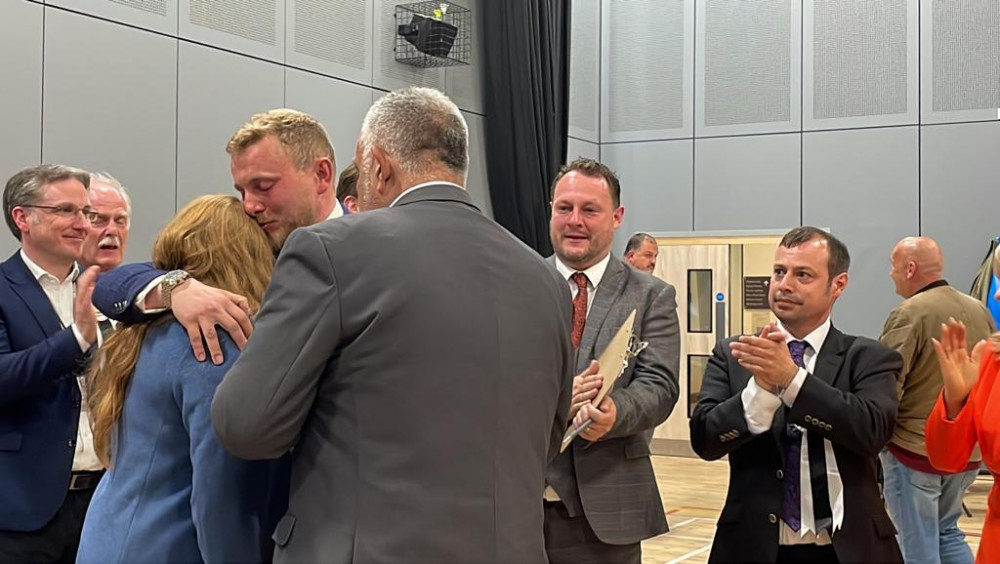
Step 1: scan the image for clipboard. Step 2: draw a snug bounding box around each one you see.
[559,309,647,452]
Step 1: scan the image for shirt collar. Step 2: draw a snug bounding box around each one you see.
[20,249,78,283]
[777,317,832,356]
[327,199,345,220]
[554,252,612,290]
[389,181,465,208]
[914,279,949,296]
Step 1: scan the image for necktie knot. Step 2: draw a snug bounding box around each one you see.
[571,272,588,291]
[788,340,807,369]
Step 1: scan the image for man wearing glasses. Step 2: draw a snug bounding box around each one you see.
[80,172,130,274]
[0,164,102,563]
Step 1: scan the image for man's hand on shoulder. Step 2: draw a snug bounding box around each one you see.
[171,278,253,365]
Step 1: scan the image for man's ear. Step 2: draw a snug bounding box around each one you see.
[371,146,392,189]
[313,158,334,195]
[11,208,30,237]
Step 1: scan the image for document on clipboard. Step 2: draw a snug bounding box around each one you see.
[559,310,647,452]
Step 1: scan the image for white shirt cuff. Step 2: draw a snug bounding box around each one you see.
[72,324,93,353]
[742,377,783,435]
[779,368,808,407]
[136,275,168,314]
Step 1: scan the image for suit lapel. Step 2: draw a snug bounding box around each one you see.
[812,326,847,388]
[577,258,628,370]
[2,253,64,337]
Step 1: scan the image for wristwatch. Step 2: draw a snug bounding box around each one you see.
[160,270,191,310]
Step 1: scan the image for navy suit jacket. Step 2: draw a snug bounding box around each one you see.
[92,261,163,324]
[0,251,89,531]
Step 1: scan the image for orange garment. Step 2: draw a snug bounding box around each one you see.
[926,350,1000,564]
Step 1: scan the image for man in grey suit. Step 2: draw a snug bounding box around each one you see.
[544,158,680,563]
[211,87,574,563]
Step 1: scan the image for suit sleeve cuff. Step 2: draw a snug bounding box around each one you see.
[136,275,168,314]
[779,368,808,407]
[742,377,782,434]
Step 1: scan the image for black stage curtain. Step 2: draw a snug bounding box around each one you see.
[482,0,570,256]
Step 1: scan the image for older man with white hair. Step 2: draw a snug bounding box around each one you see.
[212,87,574,563]
[80,172,130,273]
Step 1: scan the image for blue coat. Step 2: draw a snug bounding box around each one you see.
[0,251,88,532]
[77,322,288,563]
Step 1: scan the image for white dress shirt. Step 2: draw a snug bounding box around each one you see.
[740,318,844,545]
[20,251,103,472]
[553,252,611,316]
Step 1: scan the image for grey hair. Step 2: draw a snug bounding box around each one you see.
[89,171,132,215]
[625,232,656,254]
[360,87,468,179]
[4,164,91,241]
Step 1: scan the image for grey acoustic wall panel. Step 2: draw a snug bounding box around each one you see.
[601,0,693,142]
[445,0,483,115]
[566,137,600,163]
[284,69,372,178]
[176,43,284,207]
[463,112,493,220]
[569,0,601,143]
[922,122,1000,289]
[921,0,1000,124]
[48,0,179,35]
[43,8,177,264]
[372,0,445,92]
[0,0,42,260]
[180,0,285,64]
[285,0,373,85]
[694,134,800,231]
[602,140,694,251]
[696,0,801,136]
[803,127,919,337]
[804,0,918,130]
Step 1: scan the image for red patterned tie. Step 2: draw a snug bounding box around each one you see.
[571,272,589,348]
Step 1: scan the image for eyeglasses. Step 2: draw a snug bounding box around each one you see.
[20,204,98,222]
[88,212,130,229]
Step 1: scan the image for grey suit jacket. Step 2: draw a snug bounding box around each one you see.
[212,184,574,564]
[546,255,680,545]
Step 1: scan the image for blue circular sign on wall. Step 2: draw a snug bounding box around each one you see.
[716,292,725,302]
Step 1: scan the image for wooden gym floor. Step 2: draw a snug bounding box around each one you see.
[641,456,989,563]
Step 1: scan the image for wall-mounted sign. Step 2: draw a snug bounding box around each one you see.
[743,276,771,310]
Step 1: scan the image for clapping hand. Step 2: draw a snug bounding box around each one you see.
[932,318,988,419]
[730,323,798,394]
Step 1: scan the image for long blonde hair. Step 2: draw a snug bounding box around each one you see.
[87,195,275,467]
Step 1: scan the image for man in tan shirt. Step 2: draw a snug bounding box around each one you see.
[879,236,994,564]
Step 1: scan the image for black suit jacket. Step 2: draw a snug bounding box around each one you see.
[690,326,903,563]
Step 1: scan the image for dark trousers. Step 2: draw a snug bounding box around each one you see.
[543,501,641,564]
[0,488,96,564]
[776,543,839,563]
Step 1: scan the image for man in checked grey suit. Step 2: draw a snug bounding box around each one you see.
[544,158,680,563]
[211,87,574,563]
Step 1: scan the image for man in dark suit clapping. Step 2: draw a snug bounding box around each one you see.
[690,226,903,563]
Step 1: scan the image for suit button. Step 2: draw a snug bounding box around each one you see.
[776,469,784,480]
[67,440,76,448]
[768,513,778,524]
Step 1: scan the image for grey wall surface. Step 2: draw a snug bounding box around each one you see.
[0,0,487,263]
[569,0,1000,337]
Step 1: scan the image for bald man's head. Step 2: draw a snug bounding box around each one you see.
[889,236,944,298]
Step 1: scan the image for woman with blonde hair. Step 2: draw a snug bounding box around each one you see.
[77,195,286,563]
[927,244,1000,564]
